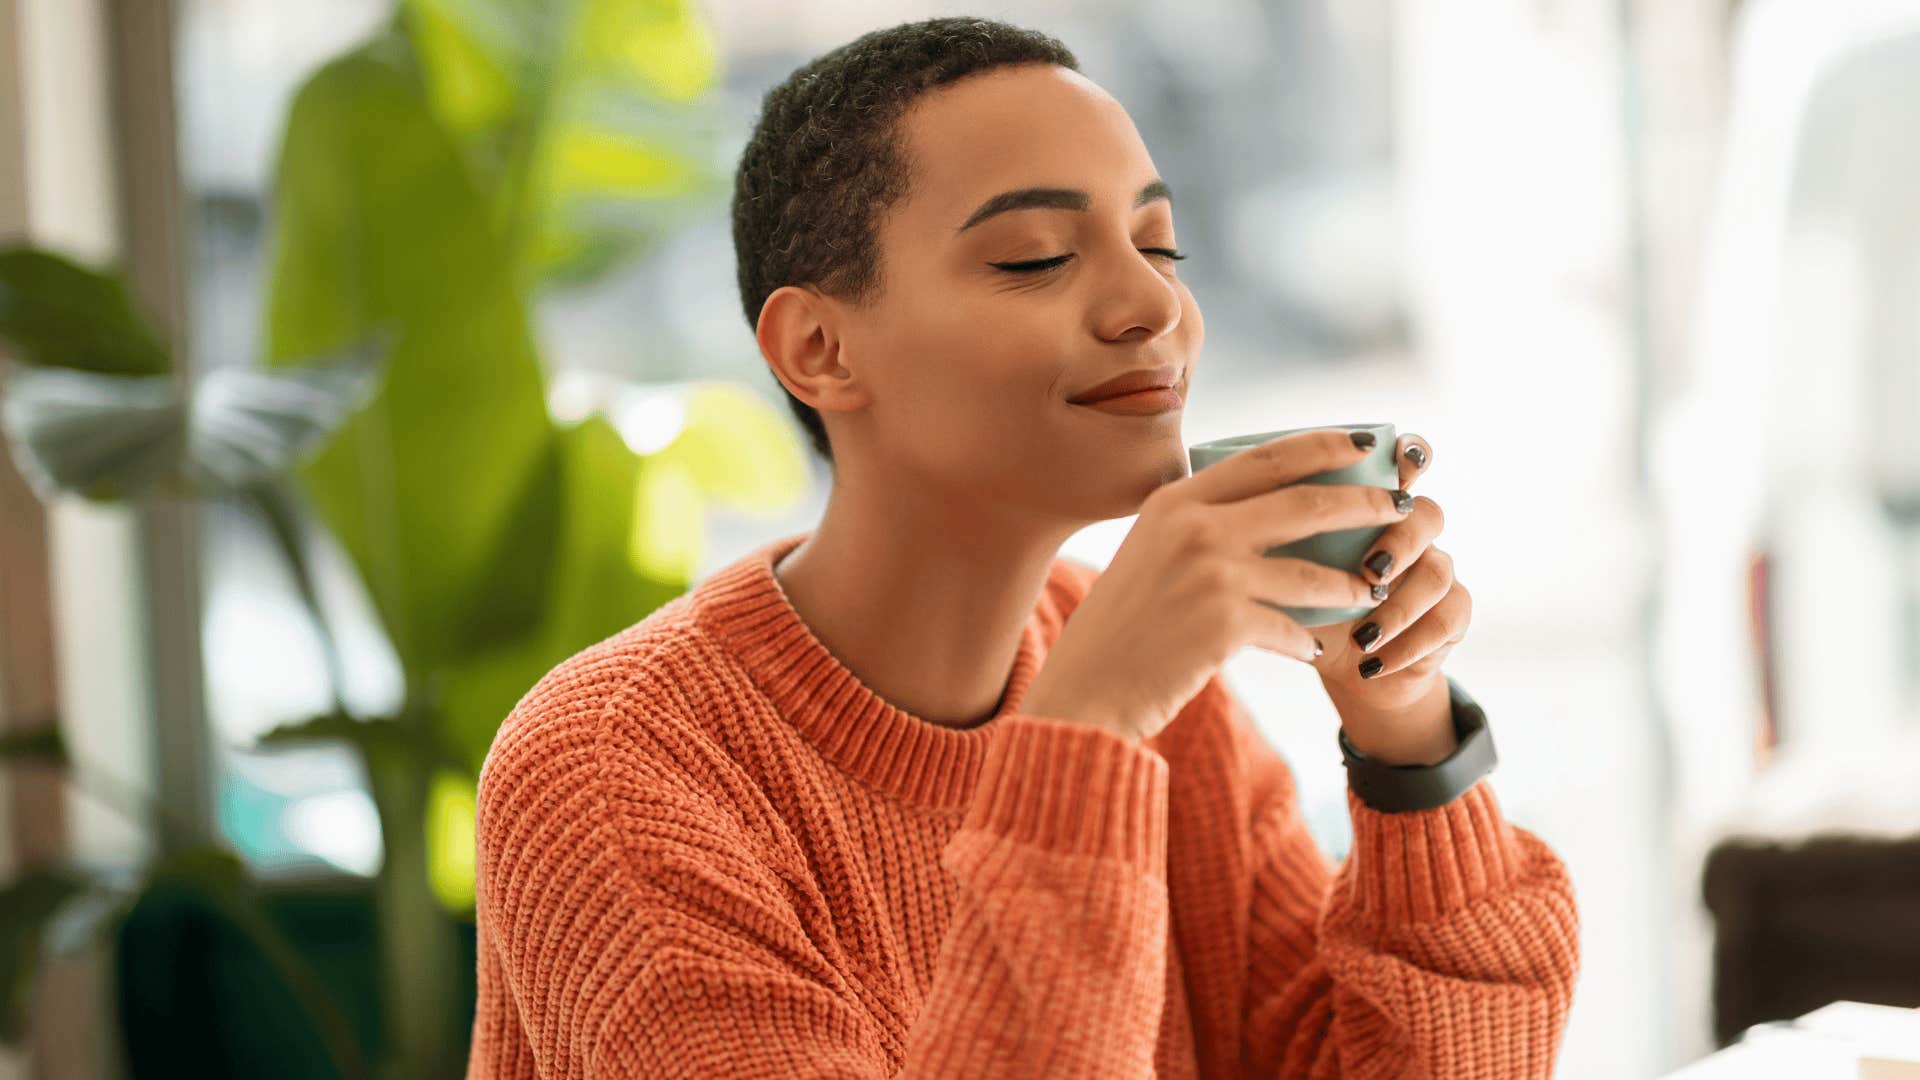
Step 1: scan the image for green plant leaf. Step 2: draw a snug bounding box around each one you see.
[0,334,389,503]
[0,248,170,375]
[432,412,685,769]
[423,383,807,766]
[184,333,392,493]
[650,381,810,514]
[424,769,476,913]
[403,1,517,135]
[140,845,248,894]
[576,0,717,101]
[252,710,465,776]
[0,726,68,766]
[401,0,730,286]
[263,38,562,674]
[0,866,91,1045]
[0,366,180,501]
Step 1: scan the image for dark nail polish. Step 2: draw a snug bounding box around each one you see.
[1404,445,1427,469]
[1359,657,1384,678]
[1365,550,1394,579]
[1352,622,1381,650]
[1371,582,1390,601]
[1349,430,1376,451]
[1313,637,1324,657]
[1390,489,1414,514]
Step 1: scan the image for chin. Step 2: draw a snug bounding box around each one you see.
[1083,448,1191,522]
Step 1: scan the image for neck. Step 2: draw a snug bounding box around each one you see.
[774,483,1080,729]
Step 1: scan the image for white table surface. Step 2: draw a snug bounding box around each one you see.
[1660,1002,1920,1079]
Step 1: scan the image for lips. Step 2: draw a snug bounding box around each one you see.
[1068,364,1182,404]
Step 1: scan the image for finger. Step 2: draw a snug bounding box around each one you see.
[1396,433,1432,491]
[1222,480,1413,555]
[1357,577,1471,681]
[1351,546,1454,655]
[1243,555,1385,612]
[1241,596,1325,663]
[1403,641,1458,679]
[1356,496,1444,585]
[1181,428,1380,507]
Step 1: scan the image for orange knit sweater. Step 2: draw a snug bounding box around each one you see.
[466,531,1579,1078]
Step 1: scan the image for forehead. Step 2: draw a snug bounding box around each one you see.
[893,65,1160,232]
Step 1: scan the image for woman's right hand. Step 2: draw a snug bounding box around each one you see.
[1020,428,1412,743]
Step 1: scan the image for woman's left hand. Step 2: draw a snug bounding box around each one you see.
[1309,432,1471,717]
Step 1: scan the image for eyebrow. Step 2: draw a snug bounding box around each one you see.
[954,178,1174,234]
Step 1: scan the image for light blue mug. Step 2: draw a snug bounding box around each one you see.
[1188,422,1397,628]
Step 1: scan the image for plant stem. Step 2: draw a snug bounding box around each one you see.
[242,481,352,717]
[243,474,461,1075]
[364,742,459,1079]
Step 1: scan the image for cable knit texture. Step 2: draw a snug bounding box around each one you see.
[465,531,1579,1078]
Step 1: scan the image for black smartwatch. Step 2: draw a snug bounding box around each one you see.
[1338,676,1498,813]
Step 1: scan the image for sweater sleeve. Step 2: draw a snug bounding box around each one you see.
[469,686,1172,1078]
[1224,689,1581,1078]
[909,713,1172,1076]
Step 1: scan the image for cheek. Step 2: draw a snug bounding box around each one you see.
[889,346,1063,476]
[905,295,1061,397]
[858,330,1007,436]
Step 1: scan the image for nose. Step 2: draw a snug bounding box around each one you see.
[1096,252,1183,343]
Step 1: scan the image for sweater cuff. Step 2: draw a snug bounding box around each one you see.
[1342,778,1521,928]
[960,714,1169,871]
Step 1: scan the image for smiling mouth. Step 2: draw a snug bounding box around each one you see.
[1070,386,1184,415]
[1067,364,1184,405]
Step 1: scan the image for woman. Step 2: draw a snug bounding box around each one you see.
[467,16,1578,1078]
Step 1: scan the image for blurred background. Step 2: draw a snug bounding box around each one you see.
[2,0,1917,1077]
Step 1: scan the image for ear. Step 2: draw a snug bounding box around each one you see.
[756,285,871,414]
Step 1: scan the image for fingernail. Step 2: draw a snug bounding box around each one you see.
[1404,445,1427,469]
[1359,657,1384,678]
[1349,431,1376,451]
[1364,550,1394,579]
[1312,637,1324,657]
[1371,582,1390,601]
[1352,622,1381,650]
[1390,489,1414,514]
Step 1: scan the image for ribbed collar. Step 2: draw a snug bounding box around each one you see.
[690,531,1057,814]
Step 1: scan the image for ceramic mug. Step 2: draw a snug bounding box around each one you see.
[1187,422,1397,628]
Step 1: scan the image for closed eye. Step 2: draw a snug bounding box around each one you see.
[990,248,1188,274]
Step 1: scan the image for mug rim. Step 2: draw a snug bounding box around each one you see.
[1189,422,1393,453]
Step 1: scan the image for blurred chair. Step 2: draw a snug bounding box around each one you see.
[1699,727,1920,1043]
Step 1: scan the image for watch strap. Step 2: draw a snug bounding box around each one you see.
[1339,676,1498,812]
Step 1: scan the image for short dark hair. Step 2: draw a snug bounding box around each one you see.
[730,17,1080,466]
